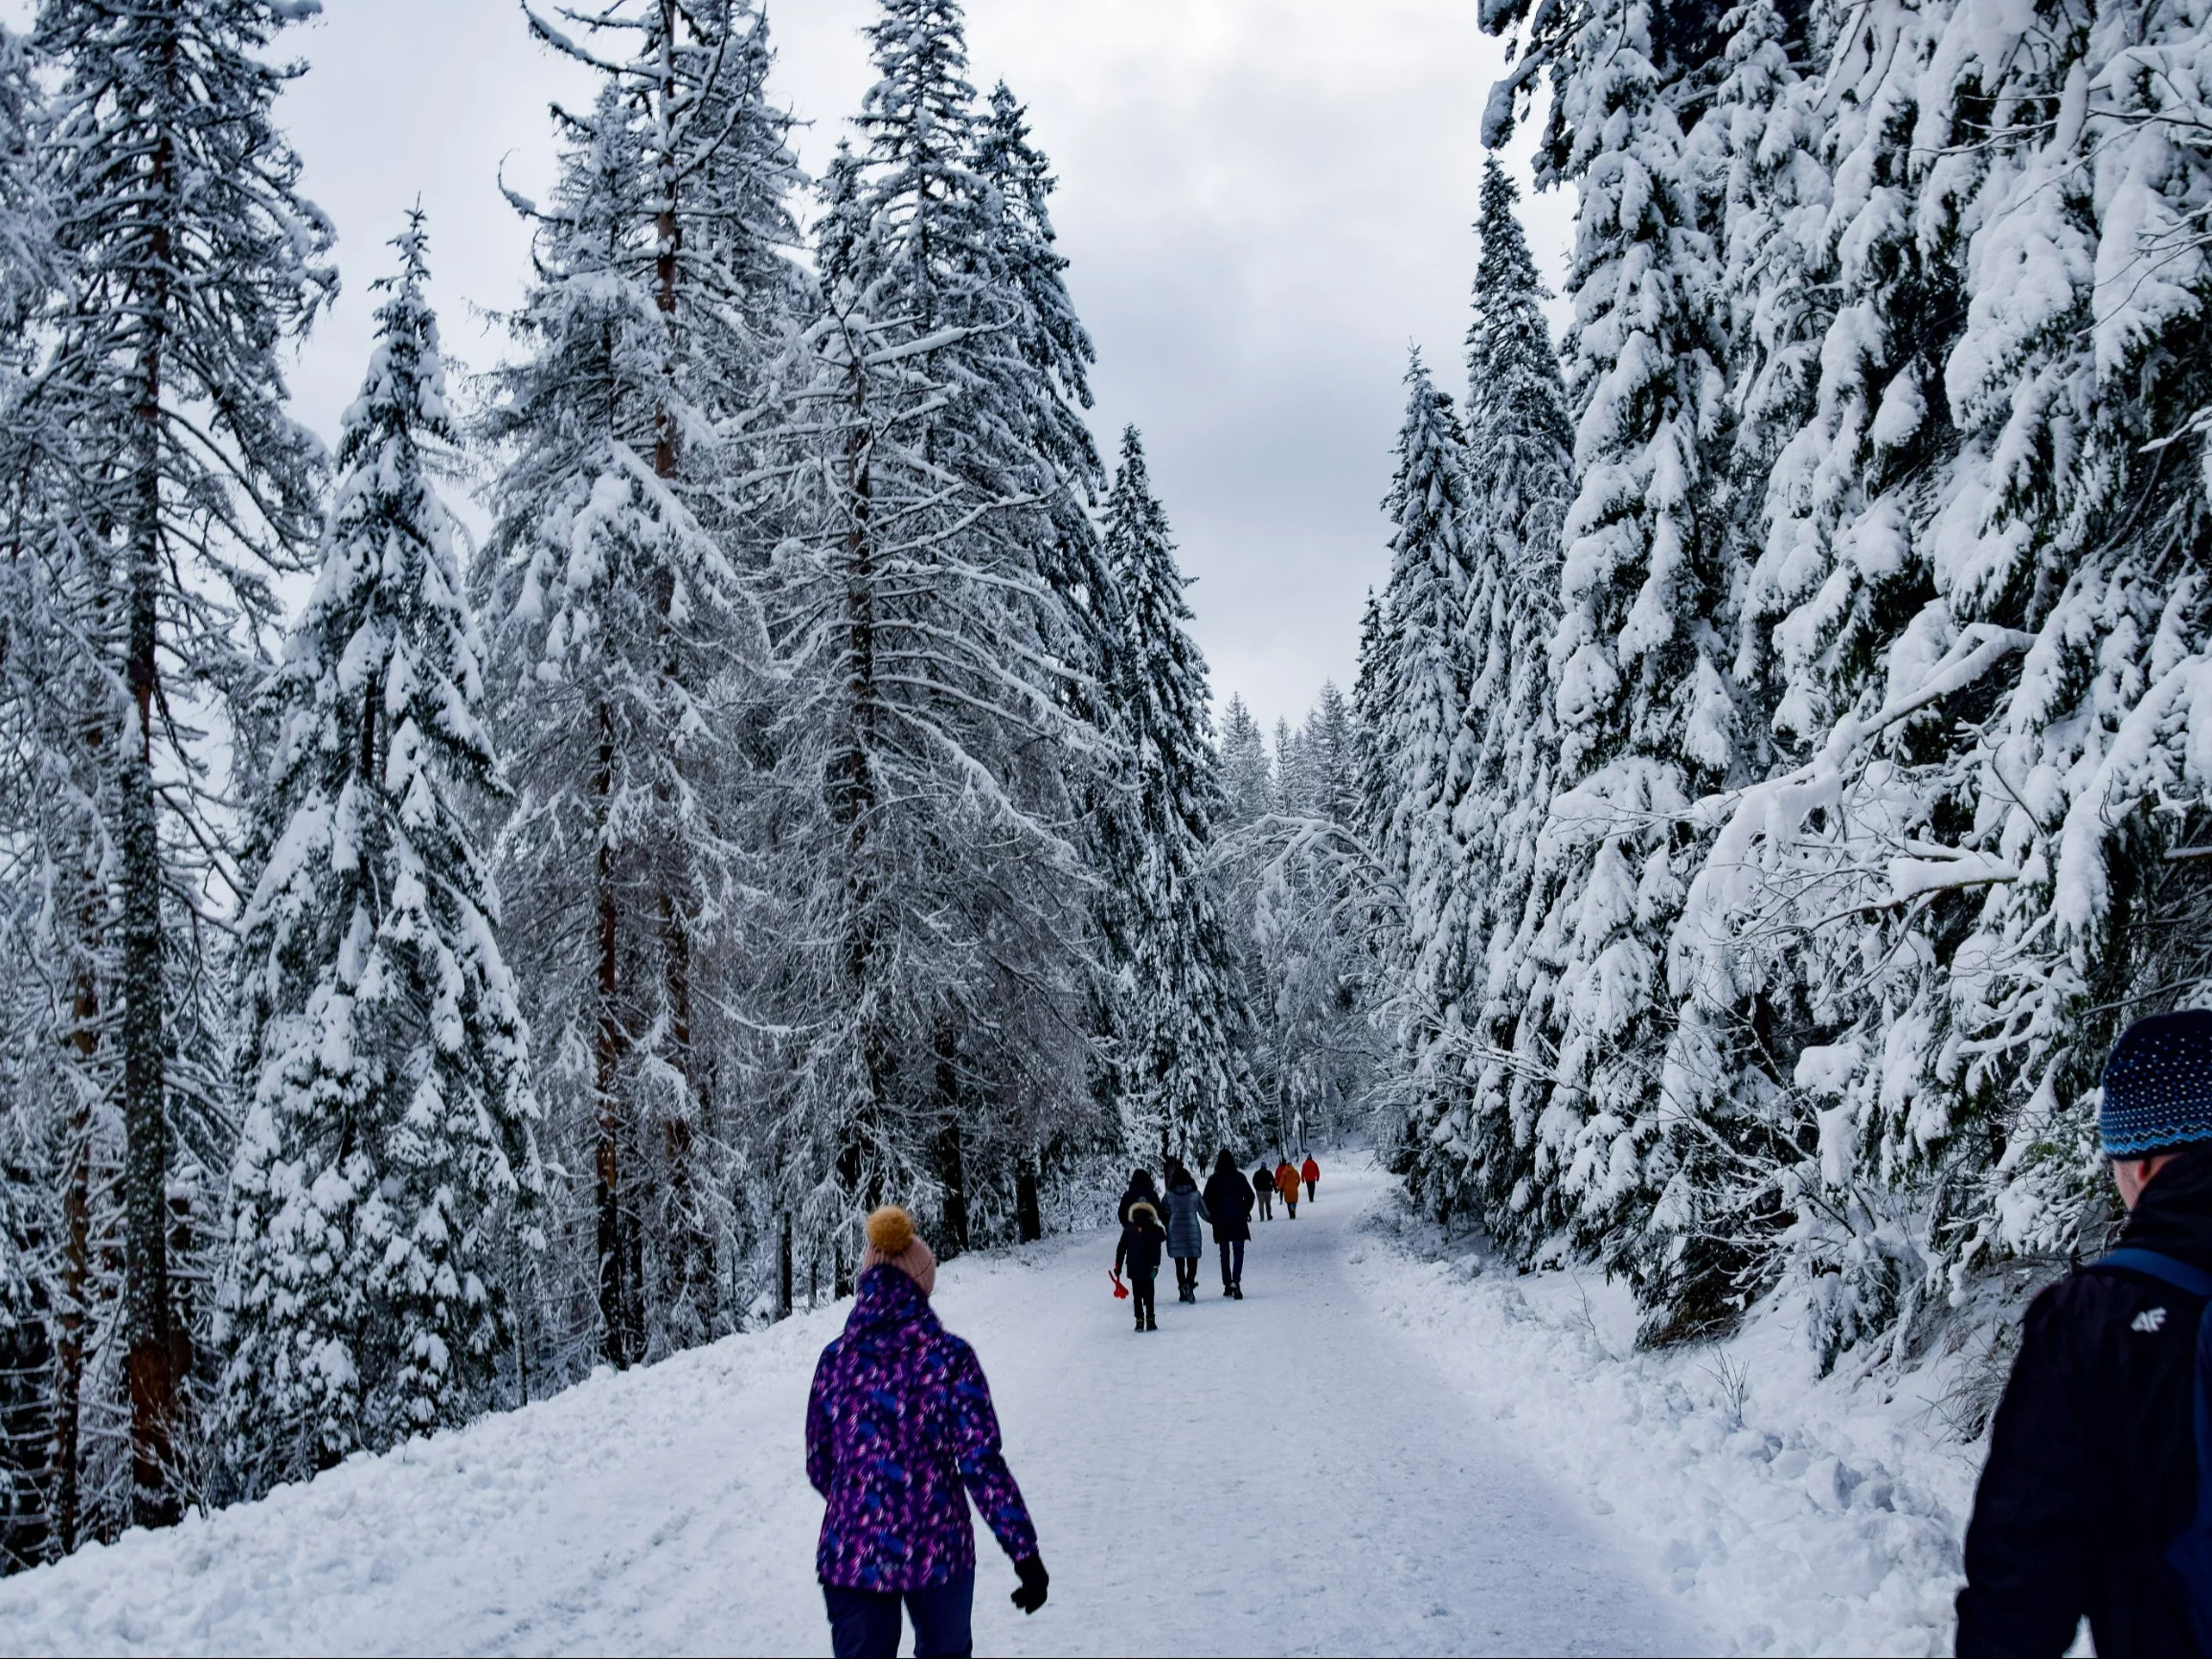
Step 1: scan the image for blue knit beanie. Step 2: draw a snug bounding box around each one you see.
[2101,1010,2212,1156]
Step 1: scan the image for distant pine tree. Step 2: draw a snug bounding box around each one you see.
[1099,427,1255,1162]
[1216,695,1274,827]
[227,223,540,1487]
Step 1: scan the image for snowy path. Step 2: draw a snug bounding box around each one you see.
[0,1163,1704,1656]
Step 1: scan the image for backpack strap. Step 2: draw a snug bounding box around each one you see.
[2091,1246,2212,1299]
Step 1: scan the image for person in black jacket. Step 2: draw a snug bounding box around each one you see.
[1251,1163,1273,1222]
[1115,1198,1166,1333]
[1117,1167,1160,1228]
[1958,1010,2212,1657]
[1204,1150,1255,1297]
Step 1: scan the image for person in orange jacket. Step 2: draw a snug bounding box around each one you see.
[1275,1158,1300,1219]
[1301,1154,1320,1202]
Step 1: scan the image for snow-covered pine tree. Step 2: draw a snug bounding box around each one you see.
[1368,353,1479,1165]
[225,221,541,1489]
[31,0,335,1527]
[1477,0,1749,1333]
[497,0,804,1364]
[0,21,122,1560]
[483,0,805,1369]
[1217,695,1274,827]
[1396,161,1574,1237]
[753,0,1110,1280]
[1098,427,1254,1163]
[1879,0,2212,1300]
[1244,683,1389,1153]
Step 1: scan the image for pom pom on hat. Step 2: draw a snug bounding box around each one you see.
[2101,1010,2212,1157]
[866,1205,916,1256]
[860,1205,936,1297]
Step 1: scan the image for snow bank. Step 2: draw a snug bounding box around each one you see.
[1348,1191,1982,1657]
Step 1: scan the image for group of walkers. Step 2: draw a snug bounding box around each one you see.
[801,1154,1325,1655]
[1112,1150,1321,1331]
[801,1011,2212,1659]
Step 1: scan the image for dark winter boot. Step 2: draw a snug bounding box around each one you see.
[1144,1312,1158,1332]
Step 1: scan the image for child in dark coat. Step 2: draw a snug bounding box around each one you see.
[1115,1199,1167,1332]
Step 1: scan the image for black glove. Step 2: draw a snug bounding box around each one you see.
[1010,1555,1049,1615]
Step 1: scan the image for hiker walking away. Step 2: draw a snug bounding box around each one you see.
[1301,1153,1320,1203]
[1162,1161,1210,1304]
[1957,1010,2212,1657]
[1204,1150,1254,1298]
[1252,1162,1274,1222]
[1117,1166,1161,1227]
[1116,1191,1167,1332]
[1275,1157,1300,1220]
[807,1206,1050,1658]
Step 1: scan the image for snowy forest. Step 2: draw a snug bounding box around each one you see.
[0,0,2208,1595]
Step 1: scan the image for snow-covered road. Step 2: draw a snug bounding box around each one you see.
[0,1162,1704,1656]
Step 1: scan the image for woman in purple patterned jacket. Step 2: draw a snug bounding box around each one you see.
[805,1205,1050,1658]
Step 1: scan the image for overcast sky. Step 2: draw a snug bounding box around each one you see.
[193,0,1572,734]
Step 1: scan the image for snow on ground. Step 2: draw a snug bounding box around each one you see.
[0,1159,1988,1656]
[1350,1182,1982,1658]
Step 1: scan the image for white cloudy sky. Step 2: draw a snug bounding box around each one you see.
[64,0,1576,733]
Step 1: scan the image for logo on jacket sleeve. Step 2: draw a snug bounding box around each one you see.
[2133,1307,2169,1333]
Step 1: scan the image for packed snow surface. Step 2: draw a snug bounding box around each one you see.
[0,1162,1982,1655]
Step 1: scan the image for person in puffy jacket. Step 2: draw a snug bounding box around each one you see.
[1116,1166,1160,1227]
[807,1206,1049,1657]
[1203,1150,1254,1297]
[1252,1162,1274,1221]
[1275,1158,1300,1219]
[1301,1153,1320,1202]
[1162,1163,1210,1303]
[1116,1197,1166,1332]
[1957,1011,2212,1658]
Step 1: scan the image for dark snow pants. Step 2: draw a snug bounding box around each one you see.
[824,1572,974,1658]
[1131,1270,1157,1326]
[1173,1256,1200,1298]
[1256,1189,1272,1220]
[1305,1178,1316,1201]
[1218,1238,1244,1288]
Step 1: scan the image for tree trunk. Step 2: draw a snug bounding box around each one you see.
[121,170,181,1528]
[54,829,102,1554]
[932,1032,966,1258]
[835,347,886,1213]
[779,1212,794,1319]
[593,701,638,1368]
[660,891,711,1334]
[1015,1155,1042,1244]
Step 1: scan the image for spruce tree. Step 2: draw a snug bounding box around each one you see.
[753,0,1111,1273]
[33,0,335,1525]
[1399,161,1574,1234]
[226,222,541,1486]
[1373,352,1478,1061]
[1477,0,1748,1329]
[482,3,803,1367]
[1216,695,1274,827]
[1100,427,1253,1162]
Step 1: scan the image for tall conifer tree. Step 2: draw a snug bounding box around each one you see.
[33,0,335,1523]
[1099,428,1253,1161]
[226,224,540,1485]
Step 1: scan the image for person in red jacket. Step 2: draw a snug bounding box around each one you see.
[1300,1154,1320,1203]
[1275,1158,1299,1219]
